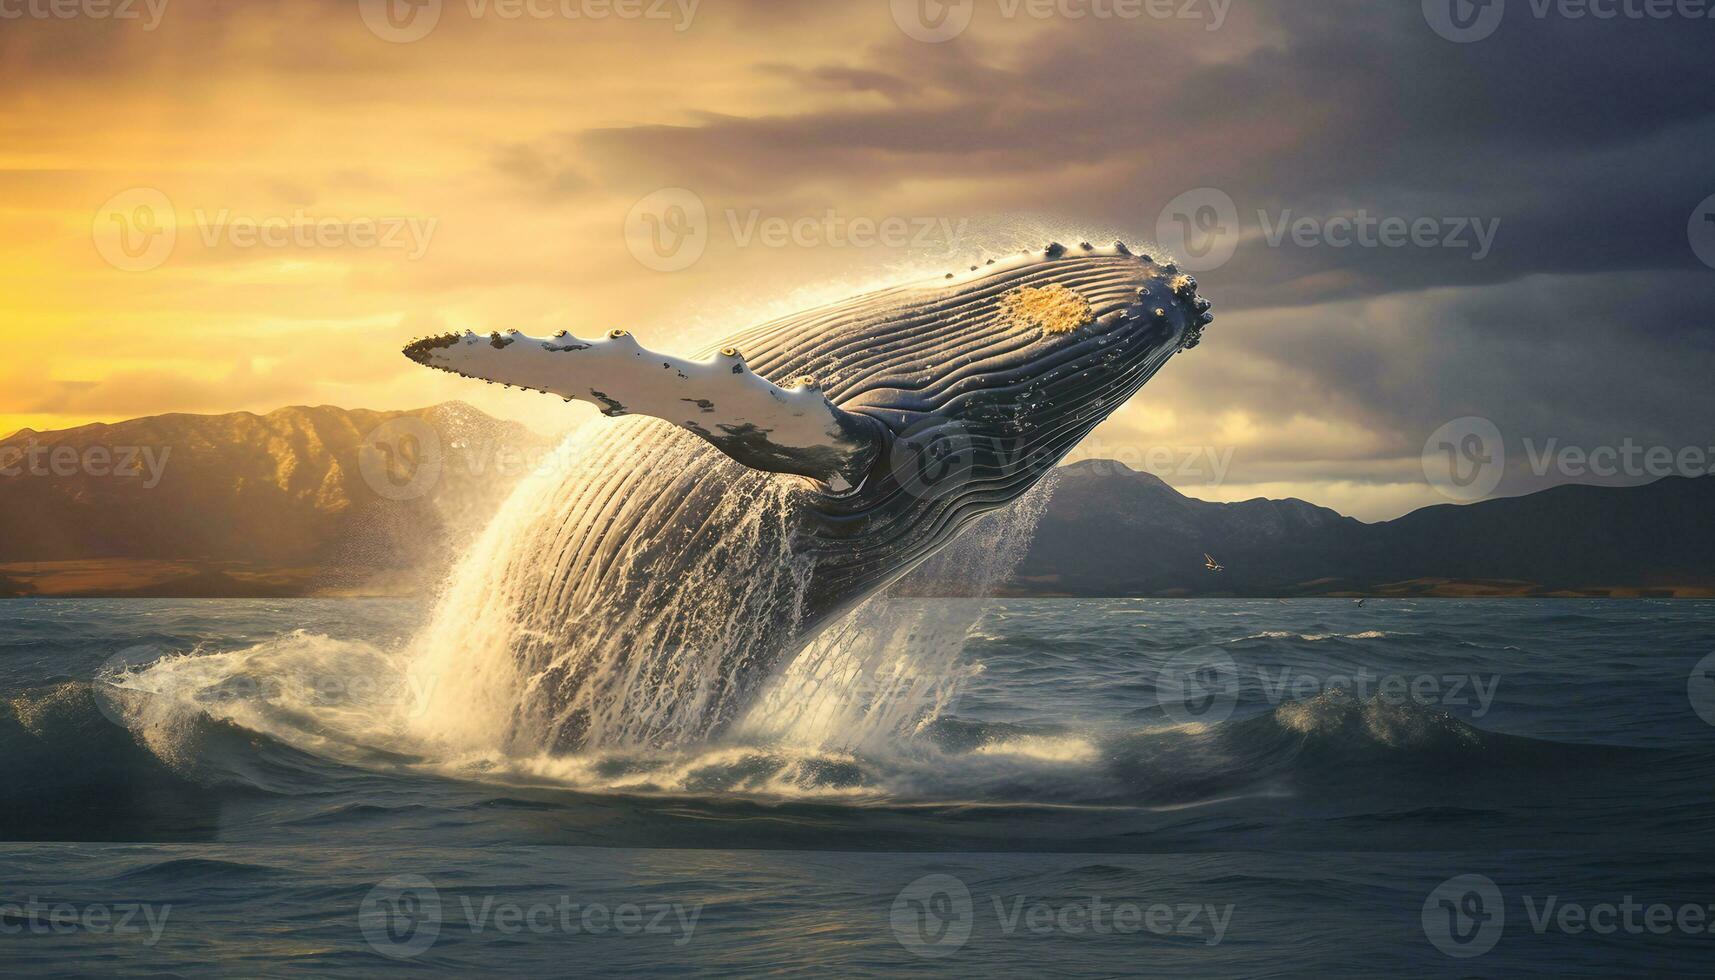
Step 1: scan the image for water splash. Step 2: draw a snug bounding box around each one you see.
[397,418,1060,759]
[86,425,1057,798]
[740,474,1058,751]
[404,420,816,753]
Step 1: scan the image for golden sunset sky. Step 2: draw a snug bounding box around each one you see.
[5,0,1710,520]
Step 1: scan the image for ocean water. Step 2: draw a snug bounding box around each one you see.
[3,597,1714,976]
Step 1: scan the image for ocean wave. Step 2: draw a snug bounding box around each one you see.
[971,734,1101,764]
[112,858,291,883]
[1231,629,1397,642]
[8,619,1666,821]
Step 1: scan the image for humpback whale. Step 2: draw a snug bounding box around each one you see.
[404,242,1212,750]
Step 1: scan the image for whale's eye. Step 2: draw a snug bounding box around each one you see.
[999,284,1093,336]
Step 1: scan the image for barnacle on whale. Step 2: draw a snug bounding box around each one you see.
[999,284,1095,336]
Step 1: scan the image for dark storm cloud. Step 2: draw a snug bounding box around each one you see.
[572,1,1715,298]
[549,0,1715,505]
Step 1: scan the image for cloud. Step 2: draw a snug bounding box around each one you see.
[4,0,1713,519]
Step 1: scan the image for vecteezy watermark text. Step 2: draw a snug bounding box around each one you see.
[0,441,171,489]
[726,211,967,252]
[1425,0,1715,43]
[1155,188,1499,272]
[890,873,1233,957]
[1156,648,1501,725]
[1522,437,1715,479]
[1421,415,1715,503]
[359,0,699,42]
[1424,873,1715,959]
[0,0,168,29]
[1257,209,1498,261]
[890,0,1231,43]
[359,875,701,960]
[0,898,171,944]
[192,209,438,260]
[623,188,968,272]
[93,188,438,272]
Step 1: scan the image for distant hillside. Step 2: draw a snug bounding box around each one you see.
[0,403,549,597]
[1007,460,1715,597]
[2,411,1710,598]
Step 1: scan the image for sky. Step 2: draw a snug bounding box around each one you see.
[2,0,1712,520]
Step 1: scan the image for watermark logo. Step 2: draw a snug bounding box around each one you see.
[361,0,699,42]
[1423,0,1506,41]
[892,0,1229,40]
[891,874,974,956]
[359,417,445,501]
[1426,0,1715,42]
[889,418,975,502]
[624,187,708,272]
[0,0,169,29]
[891,0,974,40]
[1426,873,1715,956]
[360,874,443,959]
[468,0,699,29]
[95,191,436,270]
[94,188,176,272]
[1423,874,1505,958]
[891,873,1234,957]
[361,875,701,956]
[1689,652,1715,727]
[1155,189,1500,272]
[1156,187,1239,273]
[359,0,443,41]
[1156,647,1240,725]
[623,188,967,271]
[1422,416,1505,502]
[1424,417,1715,501]
[1690,193,1715,271]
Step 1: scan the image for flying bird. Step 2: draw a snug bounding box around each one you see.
[1204,553,1224,572]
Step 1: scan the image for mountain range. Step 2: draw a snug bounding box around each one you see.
[0,403,548,597]
[2,405,1709,598]
[1004,460,1714,597]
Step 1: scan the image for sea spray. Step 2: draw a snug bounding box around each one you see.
[406,418,1056,757]
[740,474,1058,751]
[406,419,815,752]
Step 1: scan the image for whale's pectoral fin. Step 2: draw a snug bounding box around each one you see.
[403,330,884,492]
